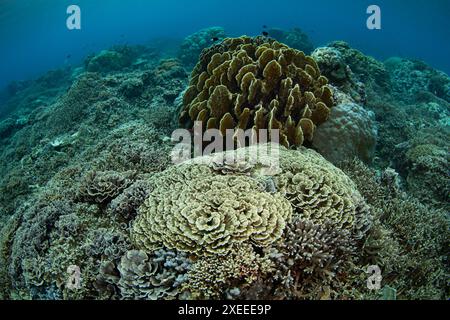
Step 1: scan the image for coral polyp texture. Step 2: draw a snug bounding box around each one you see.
[179,36,335,147]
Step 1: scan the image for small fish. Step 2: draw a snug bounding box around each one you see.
[211,37,219,42]
[66,54,71,59]
[262,31,269,37]
[262,25,268,29]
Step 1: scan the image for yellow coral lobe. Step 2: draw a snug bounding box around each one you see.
[219,112,235,135]
[208,85,232,118]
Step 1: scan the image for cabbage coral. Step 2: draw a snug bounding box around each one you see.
[131,161,292,255]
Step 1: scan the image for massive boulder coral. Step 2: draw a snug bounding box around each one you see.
[179,36,335,148]
[311,46,366,104]
[326,41,391,90]
[312,102,378,164]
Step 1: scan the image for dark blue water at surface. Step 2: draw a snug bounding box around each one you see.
[0,0,449,90]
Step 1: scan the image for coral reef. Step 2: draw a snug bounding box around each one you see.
[267,28,315,54]
[385,57,450,103]
[178,27,227,67]
[366,90,449,209]
[179,36,335,147]
[0,31,448,301]
[84,45,147,74]
[340,159,449,299]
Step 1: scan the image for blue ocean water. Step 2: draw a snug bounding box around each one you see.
[0,0,449,90]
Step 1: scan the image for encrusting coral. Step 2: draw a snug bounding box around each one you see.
[179,36,335,147]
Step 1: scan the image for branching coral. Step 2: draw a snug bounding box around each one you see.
[340,159,450,299]
[179,36,335,147]
[266,217,357,300]
[182,244,273,299]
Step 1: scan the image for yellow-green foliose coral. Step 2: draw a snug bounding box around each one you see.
[131,160,292,255]
[274,146,371,237]
[179,36,335,147]
[131,144,370,257]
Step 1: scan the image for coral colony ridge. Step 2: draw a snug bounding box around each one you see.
[0,26,449,301]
